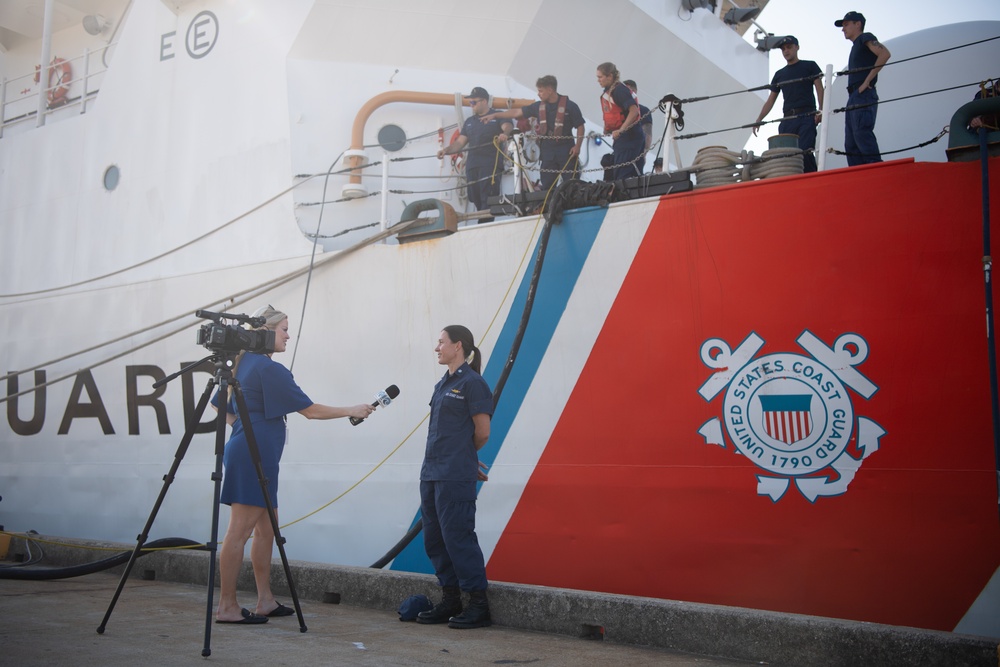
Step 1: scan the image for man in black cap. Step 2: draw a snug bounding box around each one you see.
[438,86,514,212]
[752,36,824,172]
[836,11,891,166]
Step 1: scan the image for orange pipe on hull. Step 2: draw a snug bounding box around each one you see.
[347,91,535,185]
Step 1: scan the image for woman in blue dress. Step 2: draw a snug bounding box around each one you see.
[212,306,373,624]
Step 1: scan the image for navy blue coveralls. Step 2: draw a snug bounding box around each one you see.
[461,109,508,211]
[845,32,883,166]
[420,362,494,592]
[605,82,645,181]
[637,103,652,174]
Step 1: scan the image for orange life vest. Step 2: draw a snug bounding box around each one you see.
[601,83,637,133]
[538,95,568,137]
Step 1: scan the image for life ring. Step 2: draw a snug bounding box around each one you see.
[33,57,72,108]
[448,129,465,171]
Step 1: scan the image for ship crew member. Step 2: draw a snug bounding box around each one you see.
[836,11,891,166]
[480,75,586,192]
[211,306,373,624]
[439,87,514,213]
[597,61,644,181]
[752,36,824,173]
[623,80,653,173]
[416,325,494,629]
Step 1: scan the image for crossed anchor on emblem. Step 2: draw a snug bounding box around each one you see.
[697,331,886,502]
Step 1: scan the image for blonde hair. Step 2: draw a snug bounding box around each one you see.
[251,304,288,330]
[597,61,620,83]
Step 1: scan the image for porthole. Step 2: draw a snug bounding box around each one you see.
[377,124,407,152]
[103,164,120,191]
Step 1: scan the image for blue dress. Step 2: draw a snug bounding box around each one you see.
[210,353,312,508]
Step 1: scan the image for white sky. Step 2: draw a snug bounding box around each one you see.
[742,0,1000,153]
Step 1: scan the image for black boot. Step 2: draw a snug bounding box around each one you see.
[416,586,462,624]
[448,590,491,629]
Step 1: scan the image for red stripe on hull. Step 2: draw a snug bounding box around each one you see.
[487,160,1000,631]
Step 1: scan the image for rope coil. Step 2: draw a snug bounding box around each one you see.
[691,145,805,188]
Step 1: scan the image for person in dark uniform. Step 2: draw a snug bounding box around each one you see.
[438,87,514,211]
[211,305,373,624]
[836,11,891,166]
[752,36,824,172]
[623,80,653,173]
[480,75,586,192]
[416,325,494,629]
[597,62,644,181]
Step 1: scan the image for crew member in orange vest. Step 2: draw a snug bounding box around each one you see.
[597,62,644,181]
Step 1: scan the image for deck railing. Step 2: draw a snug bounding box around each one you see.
[0,42,115,138]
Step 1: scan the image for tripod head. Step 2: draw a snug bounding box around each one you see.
[151,351,237,389]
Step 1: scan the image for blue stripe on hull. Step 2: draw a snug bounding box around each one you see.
[389,206,610,574]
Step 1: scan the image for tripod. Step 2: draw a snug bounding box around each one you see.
[97,351,307,656]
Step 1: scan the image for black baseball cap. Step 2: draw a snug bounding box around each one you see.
[834,11,865,27]
[775,36,798,47]
[467,86,489,100]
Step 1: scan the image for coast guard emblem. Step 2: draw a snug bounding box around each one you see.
[697,331,884,502]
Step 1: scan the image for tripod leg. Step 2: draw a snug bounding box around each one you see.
[231,381,308,632]
[201,374,232,657]
[98,377,217,635]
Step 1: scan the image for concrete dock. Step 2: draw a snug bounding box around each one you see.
[0,574,751,666]
[1,534,997,666]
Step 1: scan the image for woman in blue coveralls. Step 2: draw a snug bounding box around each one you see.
[416,325,494,629]
[212,305,373,624]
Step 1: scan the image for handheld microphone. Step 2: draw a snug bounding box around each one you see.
[350,385,400,425]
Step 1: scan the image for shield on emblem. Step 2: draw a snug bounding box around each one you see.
[759,394,813,445]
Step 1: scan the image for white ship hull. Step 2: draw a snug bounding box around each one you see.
[3,0,999,639]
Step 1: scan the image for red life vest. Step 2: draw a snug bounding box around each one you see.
[538,95,568,137]
[601,83,637,132]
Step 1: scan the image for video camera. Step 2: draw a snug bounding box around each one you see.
[195,309,275,355]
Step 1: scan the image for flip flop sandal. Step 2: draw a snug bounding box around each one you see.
[216,608,269,624]
[266,602,296,617]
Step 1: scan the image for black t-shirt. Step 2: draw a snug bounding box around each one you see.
[769,60,822,112]
[847,33,879,90]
